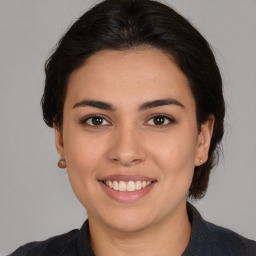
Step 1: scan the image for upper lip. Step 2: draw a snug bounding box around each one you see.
[99,174,156,182]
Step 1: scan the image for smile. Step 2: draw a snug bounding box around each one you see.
[103,180,153,192]
[99,174,157,202]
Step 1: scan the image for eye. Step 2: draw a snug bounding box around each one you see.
[146,114,175,127]
[81,115,110,127]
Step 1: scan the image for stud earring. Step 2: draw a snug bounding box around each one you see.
[58,159,66,168]
[200,159,203,163]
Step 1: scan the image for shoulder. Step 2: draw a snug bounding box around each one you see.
[8,229,80,256]
[8,218,98,256]
[204,220,256,255]
[184,203,256,256]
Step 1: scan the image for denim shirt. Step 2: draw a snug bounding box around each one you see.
[9,203,256,256]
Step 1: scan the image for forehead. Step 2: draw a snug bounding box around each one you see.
[66,48,194,110]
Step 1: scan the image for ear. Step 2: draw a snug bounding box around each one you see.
[53,123,65,158]
[195,114,215,166]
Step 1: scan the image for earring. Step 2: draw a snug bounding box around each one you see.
[200,159,203,163]
[58,159,66,168]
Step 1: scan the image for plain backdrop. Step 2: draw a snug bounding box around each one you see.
[0,0,256,254]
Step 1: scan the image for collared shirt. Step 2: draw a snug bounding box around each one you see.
[9,203,256,256]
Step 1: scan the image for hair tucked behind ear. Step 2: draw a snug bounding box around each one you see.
[41,0,225,199]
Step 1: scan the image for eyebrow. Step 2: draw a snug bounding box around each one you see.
[72,98,185,111]
[73,100,116,111]
[139,98,185,111]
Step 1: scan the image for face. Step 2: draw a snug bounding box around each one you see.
[55,48,213,232]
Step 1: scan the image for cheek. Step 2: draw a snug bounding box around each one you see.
[62,131,108,209]
[63,130,107,180]
[148,128,198,177]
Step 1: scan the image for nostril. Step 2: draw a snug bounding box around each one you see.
[109,153,145,166]
[106,134,147,165]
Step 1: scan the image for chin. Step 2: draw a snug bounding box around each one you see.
[88,206,156,233]
[104,217,153,233]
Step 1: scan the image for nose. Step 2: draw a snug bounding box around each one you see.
[107,124,147,166]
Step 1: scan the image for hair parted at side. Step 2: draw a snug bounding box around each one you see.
[41,0,225,199]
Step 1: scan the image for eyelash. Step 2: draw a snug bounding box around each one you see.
[80,114,110,127]
[146,114,175,127]
[80,114,175,128]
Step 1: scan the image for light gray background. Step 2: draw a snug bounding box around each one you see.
[0,0,255,254]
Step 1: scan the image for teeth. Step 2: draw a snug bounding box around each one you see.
[135,181,142,190]
[104,180,152,192]
[127,181,135,191]
[119,181,127,191]
[113,180,119,191]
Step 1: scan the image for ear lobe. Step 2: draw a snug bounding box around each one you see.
[53,123,65,158]
[195,115,215,166]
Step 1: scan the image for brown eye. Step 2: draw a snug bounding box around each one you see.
[82,115,110,126]
[91,116,104,125]
[153,116,166,125]
[147,115,175,126]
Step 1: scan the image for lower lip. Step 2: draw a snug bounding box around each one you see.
[99,181,156,202]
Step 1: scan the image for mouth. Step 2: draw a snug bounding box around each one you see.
[98,174,157,202]
[101,180,154,192]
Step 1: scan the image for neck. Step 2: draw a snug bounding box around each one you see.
[88,202,191,256]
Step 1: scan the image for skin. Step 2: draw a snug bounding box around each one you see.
[54,48,214,256]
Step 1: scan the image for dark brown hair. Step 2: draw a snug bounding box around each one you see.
[41,0,225,199]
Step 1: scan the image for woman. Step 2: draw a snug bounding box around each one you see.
[10,0,256,255]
